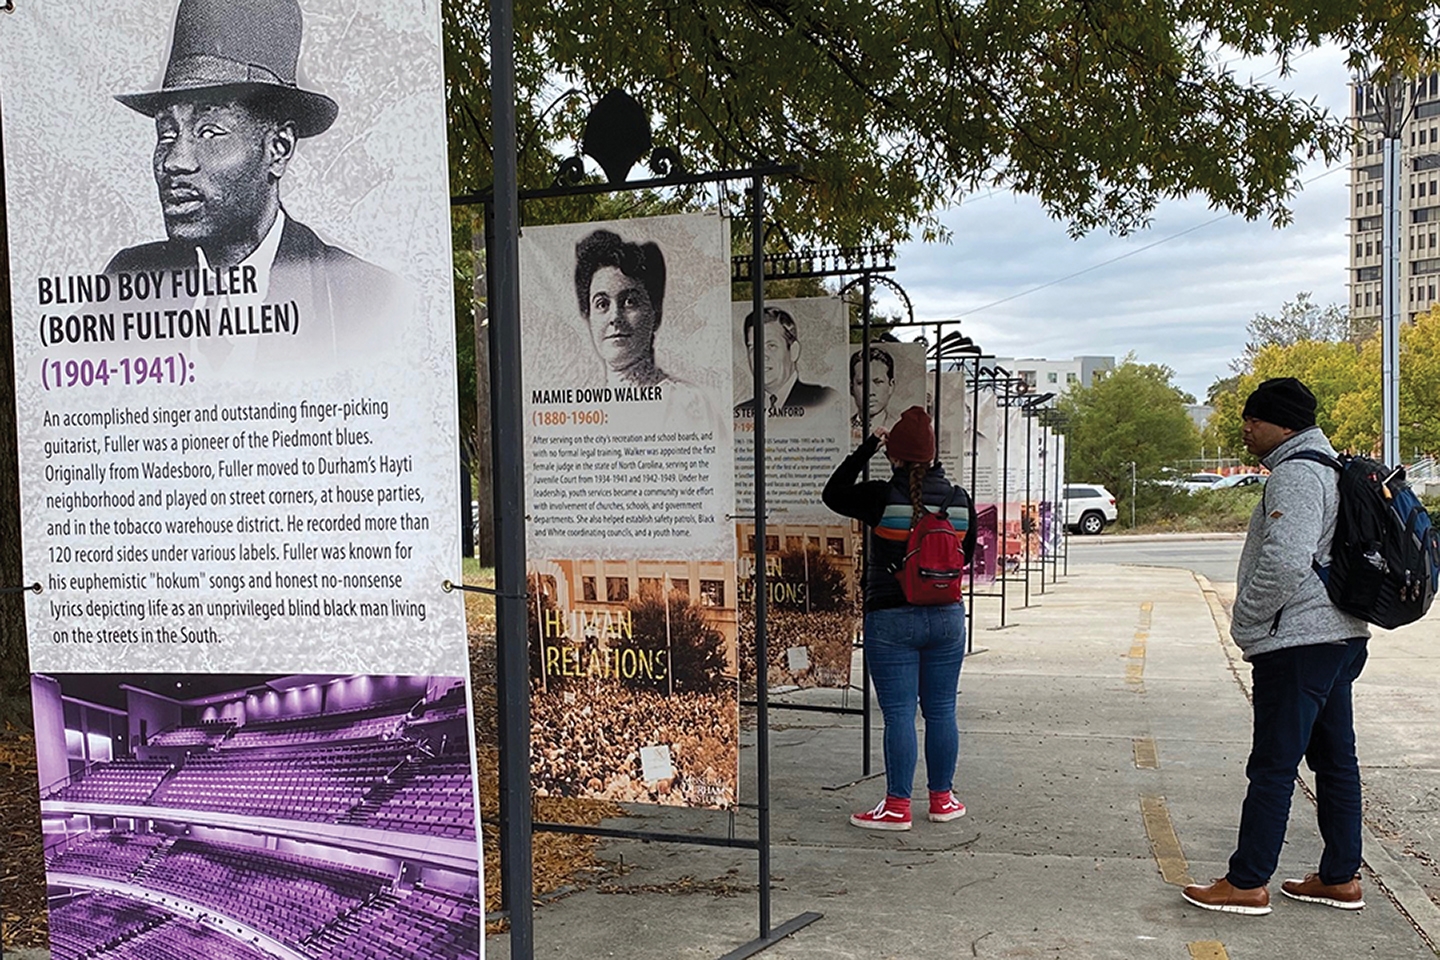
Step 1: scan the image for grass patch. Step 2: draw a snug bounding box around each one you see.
[1118,484,1263,533]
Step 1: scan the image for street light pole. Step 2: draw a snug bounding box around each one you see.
[1128,461,1137,529]
[1365,75,1413,468]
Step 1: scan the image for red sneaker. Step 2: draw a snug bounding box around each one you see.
[849,796,912,831]
[928,790,967,822]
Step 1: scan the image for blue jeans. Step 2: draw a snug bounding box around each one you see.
[1227,638,1368,889]
[864,603,966,799]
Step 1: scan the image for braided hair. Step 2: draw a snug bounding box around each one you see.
[907,462,929,526]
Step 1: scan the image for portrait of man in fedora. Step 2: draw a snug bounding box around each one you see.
[105,0,402,358]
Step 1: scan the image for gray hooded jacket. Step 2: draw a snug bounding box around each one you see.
[1230,426,1370,659]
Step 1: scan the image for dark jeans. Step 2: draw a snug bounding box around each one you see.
[1227,638,1369,889]
[864,603,966,799]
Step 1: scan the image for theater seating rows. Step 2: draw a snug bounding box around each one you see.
[54,746,474,839]
[221,699,417,751]
[309,887,481,960]
[48,833,168,883]
[148,721,238,748]
[48,892,273,960]
[48,833,479,959]
[46,891,169,959]
[364,761,476,839]
[48,759,172,804]
[99,920,274,960]
[142,838,389,944]
[148,743,414,823]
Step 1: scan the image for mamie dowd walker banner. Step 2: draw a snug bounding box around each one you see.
[520,214,740,808]
[2,0,483,955]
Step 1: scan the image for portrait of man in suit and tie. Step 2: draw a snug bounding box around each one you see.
[734,306,841,415]
[105,0,403,363]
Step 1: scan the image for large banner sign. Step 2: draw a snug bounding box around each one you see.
[850,342,926,474]
[520,214,739,808]
[968,388,1002,583]
[932,368,970,480]
[731,297,856,689]
[732,296,849,520]
[2,0,484,956]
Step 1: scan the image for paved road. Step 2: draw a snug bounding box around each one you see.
[1065,533,1244,584]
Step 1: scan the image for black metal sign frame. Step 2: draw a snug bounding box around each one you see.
[455,98,820,954]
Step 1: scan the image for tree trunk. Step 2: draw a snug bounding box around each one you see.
[0,112,34,729]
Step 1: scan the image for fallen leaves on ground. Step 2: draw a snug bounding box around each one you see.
[0,724,47,950]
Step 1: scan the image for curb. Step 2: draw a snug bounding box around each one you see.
[1193,572,1440,956]
[1087,532,1248,543]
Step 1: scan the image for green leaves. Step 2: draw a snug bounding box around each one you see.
[444,0,1439,244]
[1203,303,1440,462]
[1056,357,1200,490]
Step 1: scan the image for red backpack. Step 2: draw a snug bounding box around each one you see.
[894,489,966,605]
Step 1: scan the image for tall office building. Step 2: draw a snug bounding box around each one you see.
[1349,72,1440,325]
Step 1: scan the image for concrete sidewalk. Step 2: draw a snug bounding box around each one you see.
[487,564,1440,959]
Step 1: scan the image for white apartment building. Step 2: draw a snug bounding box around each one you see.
[997,355,1115,398]
[1349,72,1440,323]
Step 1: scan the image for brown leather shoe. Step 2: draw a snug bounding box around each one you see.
[1181,877,1272,915]
[1281,873,1365,910]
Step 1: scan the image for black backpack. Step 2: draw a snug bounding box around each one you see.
[1283,451,1440,629]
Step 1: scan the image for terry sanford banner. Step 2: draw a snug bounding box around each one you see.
[731,297,857,689]
[2,0,484,956]
[519,214,739,808]
[732,296,849,521]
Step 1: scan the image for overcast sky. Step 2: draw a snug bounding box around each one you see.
[890,45,1354,403]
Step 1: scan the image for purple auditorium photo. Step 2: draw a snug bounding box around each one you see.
[32,673,483,960]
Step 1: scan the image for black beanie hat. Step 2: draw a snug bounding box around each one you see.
[1242,377,1317,431]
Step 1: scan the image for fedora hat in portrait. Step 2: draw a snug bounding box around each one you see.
[116,0,338,138]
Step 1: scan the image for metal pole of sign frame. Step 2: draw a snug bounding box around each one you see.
[1038,421,1047,597]
[858,275,874,780]
[485,0,533,952]
[997,372,1010,628]
[966,358,983,651]
[1022,408,1032,608]
[748,178,775,941]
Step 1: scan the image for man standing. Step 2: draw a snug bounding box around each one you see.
[734,306,839,414]
[107,0,401,365]
[1183,377,1371,915]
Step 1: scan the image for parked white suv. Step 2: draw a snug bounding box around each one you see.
[1063,484,1118,535]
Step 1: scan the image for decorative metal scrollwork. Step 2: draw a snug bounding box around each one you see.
[648,146,684,178]
[547,88,685,187]
[553,156,586,188]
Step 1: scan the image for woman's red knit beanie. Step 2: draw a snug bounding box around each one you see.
[886,406,934,464]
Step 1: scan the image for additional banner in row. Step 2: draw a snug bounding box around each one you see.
[520,214,740,808]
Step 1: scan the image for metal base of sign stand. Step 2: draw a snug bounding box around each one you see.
[716,912,825,960]
[821,770,885,792]
[742,699,863,716]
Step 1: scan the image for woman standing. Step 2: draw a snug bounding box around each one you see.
[823,406,977,831]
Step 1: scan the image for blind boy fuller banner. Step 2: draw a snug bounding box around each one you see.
[520,214,740,808]
[1,0,483,956]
